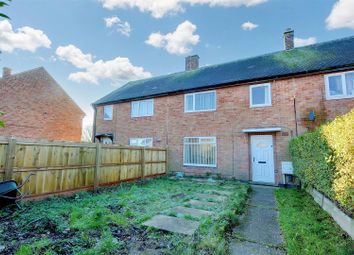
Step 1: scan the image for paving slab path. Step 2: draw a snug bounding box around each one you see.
[186,199,217,208]
[143,215,200,235]
[196,193,228,202]
[206,190,233,196]
[170,206,214,219]
[230,185,286,255]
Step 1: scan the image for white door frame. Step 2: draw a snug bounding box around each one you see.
[250,135,275,184]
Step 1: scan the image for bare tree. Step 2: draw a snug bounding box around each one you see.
[81,125,93,142]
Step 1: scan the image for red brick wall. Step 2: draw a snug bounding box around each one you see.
[0,68,84,141]
[95,70,354,184]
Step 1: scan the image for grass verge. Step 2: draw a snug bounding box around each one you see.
[275,189,353,255]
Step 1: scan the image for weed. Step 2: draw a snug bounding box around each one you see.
[2,177,249,255]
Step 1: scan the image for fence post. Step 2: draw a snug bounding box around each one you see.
[94,143,101,190]
[165,148,168,174]
[4,137,16,180]
[141,147,145,179]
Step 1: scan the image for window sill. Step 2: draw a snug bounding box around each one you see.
[326,95,354,100]
[250,104,272,108]
[131,115,154,119]
[183,164,217,168]
[184,109,216,113]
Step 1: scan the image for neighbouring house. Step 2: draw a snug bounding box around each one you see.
[93,30,354,185]
[0,67,85,141]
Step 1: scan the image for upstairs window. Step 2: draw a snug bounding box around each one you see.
[185,91,216,112]
[129,138,153,147]
[183,137,217,167]
[325,71,354,99]
[250,83,272,107]
[131,99,154,117]
[103,105,113,120]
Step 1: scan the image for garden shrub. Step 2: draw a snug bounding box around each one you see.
[289,109,354,212]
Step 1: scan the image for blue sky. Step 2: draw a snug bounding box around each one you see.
[1,0,353,126]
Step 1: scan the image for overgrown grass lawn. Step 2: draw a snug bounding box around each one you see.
[275,189,353,255]
[0,177,249,255]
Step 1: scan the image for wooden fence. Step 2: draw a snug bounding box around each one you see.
[0,137,167,198]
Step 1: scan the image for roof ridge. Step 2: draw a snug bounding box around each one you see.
[0,66,45,80]
[122,35,354,87]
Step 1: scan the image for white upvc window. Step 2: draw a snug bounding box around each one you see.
[249,83,272,108]
[183,137,217,167]
[103,105,113,120]
[185,91,216,112]
[131,99,154,117]
[325,71,354,100]
[129,138,153,147]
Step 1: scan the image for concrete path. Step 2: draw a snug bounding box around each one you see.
[230,185,285,255]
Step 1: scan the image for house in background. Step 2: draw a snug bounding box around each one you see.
[0,67,84,142]
[93,30,354,185]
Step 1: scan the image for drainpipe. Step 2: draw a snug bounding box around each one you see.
[92,105,97,142]
[293,98,298,136]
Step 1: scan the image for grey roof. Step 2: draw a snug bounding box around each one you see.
[94,36,354,106]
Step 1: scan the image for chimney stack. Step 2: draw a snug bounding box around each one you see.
[185,55,199,71]
[284,28,294,50]
[2,67,12,78]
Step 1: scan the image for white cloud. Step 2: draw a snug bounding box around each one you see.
[326,0,354,30]
[56,45,93,69]
[0,20,51,53]
[104,16,119,27]
[294,37,317,47]
[146,20,200,55]
[100,0,268,18]
[56,44,151,85]
[241,21,258,30]
[104,16,131,36]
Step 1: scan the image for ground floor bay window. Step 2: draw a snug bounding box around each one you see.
[183,137,217,167]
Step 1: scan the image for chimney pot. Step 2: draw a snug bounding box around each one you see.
[284,28,294,50]
[2,67,12,78]
[185,55,199,71]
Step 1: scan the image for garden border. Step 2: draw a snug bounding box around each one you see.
[308,188,353,239]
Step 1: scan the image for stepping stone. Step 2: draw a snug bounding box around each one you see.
[143,215,199,235]
[170,206,214,219]
[206,190,233,196]
[196,193,227,202]
[190,178,219,184]
[220,186,236,190]
[186,199,217,208]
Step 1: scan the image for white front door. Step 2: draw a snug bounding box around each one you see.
[251,135,275,183]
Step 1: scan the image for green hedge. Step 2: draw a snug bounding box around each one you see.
[289,109,354,212]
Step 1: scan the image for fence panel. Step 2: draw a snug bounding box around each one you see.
[0,137,167,199]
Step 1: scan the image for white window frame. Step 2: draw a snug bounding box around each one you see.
[325,71,354,100]
[184,90,217,113]
[129,138,153,147]
[183,136,217,167]
[131,99,154,118]
[103,105,113,120]
[249,83,272,108]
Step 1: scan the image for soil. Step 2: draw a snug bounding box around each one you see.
[0,214,176,255]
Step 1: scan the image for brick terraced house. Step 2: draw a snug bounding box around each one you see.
[93,31,354,185]
[0,67,84,141]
